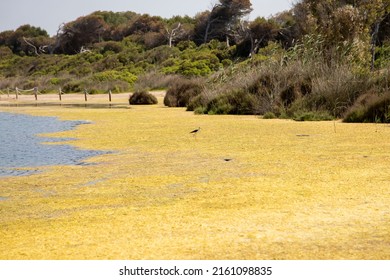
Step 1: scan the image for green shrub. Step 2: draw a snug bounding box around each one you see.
[161,44,224,77]
[374,45,390,68]
[163,59,213,77]
[205,90,261,115]
[292,110,334,121]
[93,70,137,85]
[49,78,61,85]
[82,52,104,63]
[164,77,204,107]
[343,93,390,123]
[94,41,124,54]
[129,90,158,105]
[62,80,85,93]
[144,45,180,64]
[221,59,233,67]
[263,112,277,119]
[0,46,13,60]
[194,106,207,115]
[176,41,196,51]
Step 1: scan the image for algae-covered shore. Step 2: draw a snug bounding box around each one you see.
[0,95,389,260]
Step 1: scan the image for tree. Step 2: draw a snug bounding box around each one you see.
[56,15,107,54]
[358,0,390,69]
[165,23,182,47]
[273,10,300,49]
[118,14,166,48]
[0,25,50,55]
[292,0,390,68]
[291,0,368,65]
[194,0,252,44]
[231,17,280,57]
[126,14,164,35]
[248,18,279,56]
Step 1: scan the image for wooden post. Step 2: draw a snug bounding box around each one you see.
[59,88,62,101]
[84,89,88,102]
[15,87,19,100]
[108,90,112,102]
[34,87,38,101]
[7,88,10,98]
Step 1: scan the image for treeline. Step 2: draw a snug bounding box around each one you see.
[0,0,287,57]
[1,0,390,122]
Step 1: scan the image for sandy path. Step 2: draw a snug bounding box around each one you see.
[0,91,166,104]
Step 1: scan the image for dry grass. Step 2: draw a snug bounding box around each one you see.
[0,97,389,260]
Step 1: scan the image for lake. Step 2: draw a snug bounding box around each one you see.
[0,111,106,177]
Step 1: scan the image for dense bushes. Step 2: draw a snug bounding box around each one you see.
[344,93,390,123]
[204,90,262,115]
[129,90,158,105]
[161,41,233,77]
[186,50,390,122]
[1,3,390,123]
[0,37,232,94]
[164,77,204,107]
[93,70,137,85]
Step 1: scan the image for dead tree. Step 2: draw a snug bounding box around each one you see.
[23,37,39,56]
[166,23,182,47]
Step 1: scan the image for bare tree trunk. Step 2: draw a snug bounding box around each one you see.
[371,21,381,71]
[204,18,212,43]
[166,23,181,47]
[369,3,390,71]
[23,37,39,56]
[204,4,221,44]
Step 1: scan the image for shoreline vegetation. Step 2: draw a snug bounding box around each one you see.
[1,0,390,122]
[0,100,389,259]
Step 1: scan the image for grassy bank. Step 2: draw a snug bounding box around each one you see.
[0,101,389,259]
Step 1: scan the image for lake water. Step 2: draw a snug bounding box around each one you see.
[0,111,106,177]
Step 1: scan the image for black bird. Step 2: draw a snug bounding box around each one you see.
[190,127,201,134]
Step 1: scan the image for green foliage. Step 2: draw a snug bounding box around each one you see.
[49,78,61,85]
[292,111,334,121]
[263,112,277,119]
[0,2,390,113]
[62,80,86,93]
[176,40,196,51]
[93,70,137,85]
[164,77,204,107]
[144,45,180,64]
[204,90,261,115]
[0,46,13,59]
[374,44,390,68]
[344,93,390,123]
[161,43,225,76]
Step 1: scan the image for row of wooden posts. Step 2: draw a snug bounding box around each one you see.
[1,87,113,102]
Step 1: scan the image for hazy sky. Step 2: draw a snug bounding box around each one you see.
[0,0,293,36]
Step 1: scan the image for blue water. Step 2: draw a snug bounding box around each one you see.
[0,112,107,177]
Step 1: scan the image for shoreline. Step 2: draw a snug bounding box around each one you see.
[0,111,107,177]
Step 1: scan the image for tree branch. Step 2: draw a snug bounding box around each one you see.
[23,37,39,56]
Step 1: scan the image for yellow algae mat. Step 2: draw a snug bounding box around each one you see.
[1,102,389,259]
